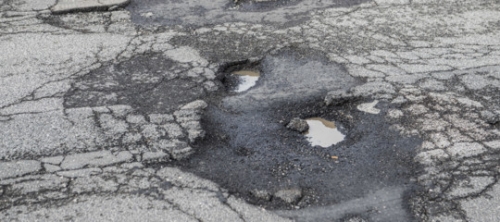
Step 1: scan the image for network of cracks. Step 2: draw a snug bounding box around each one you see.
[64,49,423,221]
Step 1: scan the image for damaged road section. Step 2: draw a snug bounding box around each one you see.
[1,46,218,161]
[164,48,422,221]
[0,159,290,222]
[64,52,210,113]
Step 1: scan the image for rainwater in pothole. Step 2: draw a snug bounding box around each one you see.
[304,118,345,148]
[232,70,260,92]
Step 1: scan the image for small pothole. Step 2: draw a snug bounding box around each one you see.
[221,60,261,93]
[231,70,260,92]
[304,117,345,147]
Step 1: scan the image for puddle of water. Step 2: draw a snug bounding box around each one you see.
[304,117,345,148]
[232,70,260,92]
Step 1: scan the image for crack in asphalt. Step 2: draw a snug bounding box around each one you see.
[1,0,500,221]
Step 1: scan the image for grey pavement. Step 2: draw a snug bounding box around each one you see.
[1,0,500,221]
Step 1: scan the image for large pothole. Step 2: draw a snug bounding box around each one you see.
[156,48,422,220]
[174,99,419,209]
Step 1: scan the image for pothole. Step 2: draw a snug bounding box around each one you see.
[174,98,420,213]
[221,60,262,93]
[231,70,261,92]
[304,117,345,147]
[152,48,421,221]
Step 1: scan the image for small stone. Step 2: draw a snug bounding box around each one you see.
[274,188,302,204]
[287,118,309,133]
[251,189,271,201]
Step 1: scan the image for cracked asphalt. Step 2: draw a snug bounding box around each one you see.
[1,0,500,221]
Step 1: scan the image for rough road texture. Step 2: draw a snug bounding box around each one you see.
[1,0,500,221]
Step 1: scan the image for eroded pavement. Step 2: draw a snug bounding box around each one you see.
[1,0,500,221]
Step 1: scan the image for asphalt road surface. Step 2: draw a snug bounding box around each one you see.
[1,0,500,221]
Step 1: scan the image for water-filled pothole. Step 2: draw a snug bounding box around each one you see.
[221,60,262,93]
[231,70,260,92]
[304,117,345,147]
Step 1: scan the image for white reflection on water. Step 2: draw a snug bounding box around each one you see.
[305,118,345,147]
[232,70,260,92]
